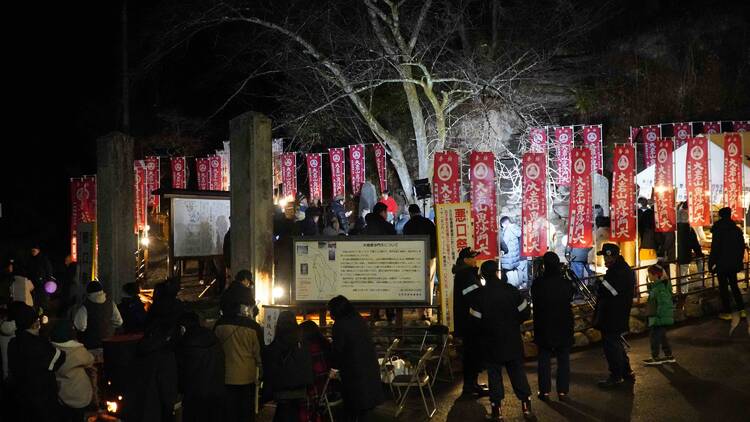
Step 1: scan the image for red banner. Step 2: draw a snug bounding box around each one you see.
[673,122,692,148]
[686,137,710,226]
[702,121,721,135]
[583,125,603,174]
[209,155,222,191]
[349,145,365,196]
[732,121,750,132]
[567,148,593,248]
[81,176,97,223]
[196,158,210,191]
[170,157,187,189]
[654,140,675,232]
[281,153,297,199]
[134,160,147,232]
[555,126,573,186]
[723,133,744,221]
[374,144,387,192]
[70,178,83,260]
[329,148,346,199]
[469,152,498,260]
[642,126,660,167]
[145,157,160,210]
[529,127,547,153]
[306,153,323,202]
[433,151,461,204]
[610,145,636,241]
[521,153,548,256]
[629,127,640,143]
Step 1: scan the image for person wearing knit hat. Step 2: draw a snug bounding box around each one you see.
[7,302,66,421]
[73,280,123,349]
[50,320,95,420]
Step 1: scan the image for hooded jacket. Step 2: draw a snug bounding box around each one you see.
[74,290,123,349]
[214,315,262,385]
[646,279,674,327]
[451,261,482,337]
[501,223,522,270]
[176,325,225,399]
[51,340,94,408]
[709,217,745,273]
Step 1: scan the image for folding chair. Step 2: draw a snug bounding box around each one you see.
[418,324,453,386]
[392,347,437,419]
[379,338,400,399]
[319,369,343,421]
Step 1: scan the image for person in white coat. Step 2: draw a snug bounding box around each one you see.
[50,321,94,422]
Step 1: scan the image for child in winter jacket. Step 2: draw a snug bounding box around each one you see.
[643,265,675,366]
[50,320,95,422]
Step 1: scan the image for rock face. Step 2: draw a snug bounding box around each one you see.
[584,328,602,343]
[574,317,590,331]
[628,316,647,334]
[685,301,704,318]
[573,332,590,347]
[523,341,539,358]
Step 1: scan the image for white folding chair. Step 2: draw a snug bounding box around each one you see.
[392,347,437,419]
[418,324,453,386]
[379,338,401,399]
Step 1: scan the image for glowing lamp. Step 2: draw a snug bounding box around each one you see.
[44,280,58,294]
[106,401,118,414]
[140,237,150,247]
[273,286,284,299]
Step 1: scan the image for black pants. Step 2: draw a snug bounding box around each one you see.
[717,271,746,313]
[460,334,481,392]
[60,405,85,422]
[537,346,570,394]
[225,384,255,422]
[486,360,531,404]
[649,326,672,358]
[602,332,632,380]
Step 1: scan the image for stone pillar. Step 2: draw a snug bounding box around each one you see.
[96,132,135,303]
[229,112,274,306]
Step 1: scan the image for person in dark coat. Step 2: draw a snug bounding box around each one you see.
[327,296,384,421]
[403,204,437,258]
[531,252,574,401]
[7,302,66,422]
[363,203,396,235]
[594,244,635,388]
[451,247,486,396]
[28,244,54,310]
[176,312,226,422]
[146,278,185,332]
[298,207,322,236]
[118,282,147,334]
[73,280,123,350]
[676,202,704,293]
[637,198,657,251]
[331,195,350,234]
[708,207,748,335]
[473,260,533,420]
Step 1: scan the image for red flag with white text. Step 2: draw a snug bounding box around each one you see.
[529,128,547,153]
[196,158,210,191]
[81,176,97,223]
[145,157,160,210]
[70,178,83,260]
[280,153,297,199]
[433,151,461,204]
[469,152,498,260]
[374,144,387,192]
[673,122,692,148]
[583,125,603,174]
[654,140,675,232]
[208,155,222,191]
[521,153,548,256]
[349,145,366,196]
[732,121,750,132]
[170,157,187,189]
[723,133,744,221]
[702,122,721,134]
[134,160,147,232]
[567,148,593,248]
[306,153,323,203]
[642,126,660,167]
[329,148,346,199]
[686,137,710,226]
[555,126,573,186]
[610,145,636,241]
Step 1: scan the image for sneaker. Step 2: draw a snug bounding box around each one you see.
[485,403,502,420]
[521,399,534,420]
[558,392,570,402]
[718,313,732,320]
[537,392,550,402]
[597,378,624,389]
[660,355,676,363]
[642,358,663,366]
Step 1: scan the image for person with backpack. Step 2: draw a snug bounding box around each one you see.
[50,320,95,422]
[642,265,676,366]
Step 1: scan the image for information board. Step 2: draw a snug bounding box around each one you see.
[292,236,430,304]
[171,197,230,257]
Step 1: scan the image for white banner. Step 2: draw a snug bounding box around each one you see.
[435,203,474,332]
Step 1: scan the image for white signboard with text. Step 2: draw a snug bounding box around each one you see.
[171,197,231,257]
[435,203,474,332]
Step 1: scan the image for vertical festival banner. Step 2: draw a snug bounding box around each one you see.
[521,153,548,256]
[583,125,603,174]
[145,156,160,210]
[170,157,187,189]
[280,153,297,199]
[329,148,346,199]
[732,121,750,132]
[272,139,284,189]
[196,158,210,191]
[373,143,387,192]
[702,121,721,135]
[435,203,474,332]
[673,122,692,148]
[629,126,640,143]
[610,145,636,241]
[349,144,366,196]
[209,155,223,190]
[555,126,573,186]
[529,127,547,153]
[469,152,498,260]
[723,133,744,221]
[70,178,83,261]
[642,125,660,167]
[654,140,676,232]
[81,176,97,223]
[306,153,323,203]
[134,160,147,232]
[686,137,710,226]
[432,151,461,204]
[567,148,593,248]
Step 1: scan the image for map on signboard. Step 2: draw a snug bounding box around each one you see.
[172,197,230,257]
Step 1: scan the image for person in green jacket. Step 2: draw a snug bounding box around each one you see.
[643,264,675,366]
